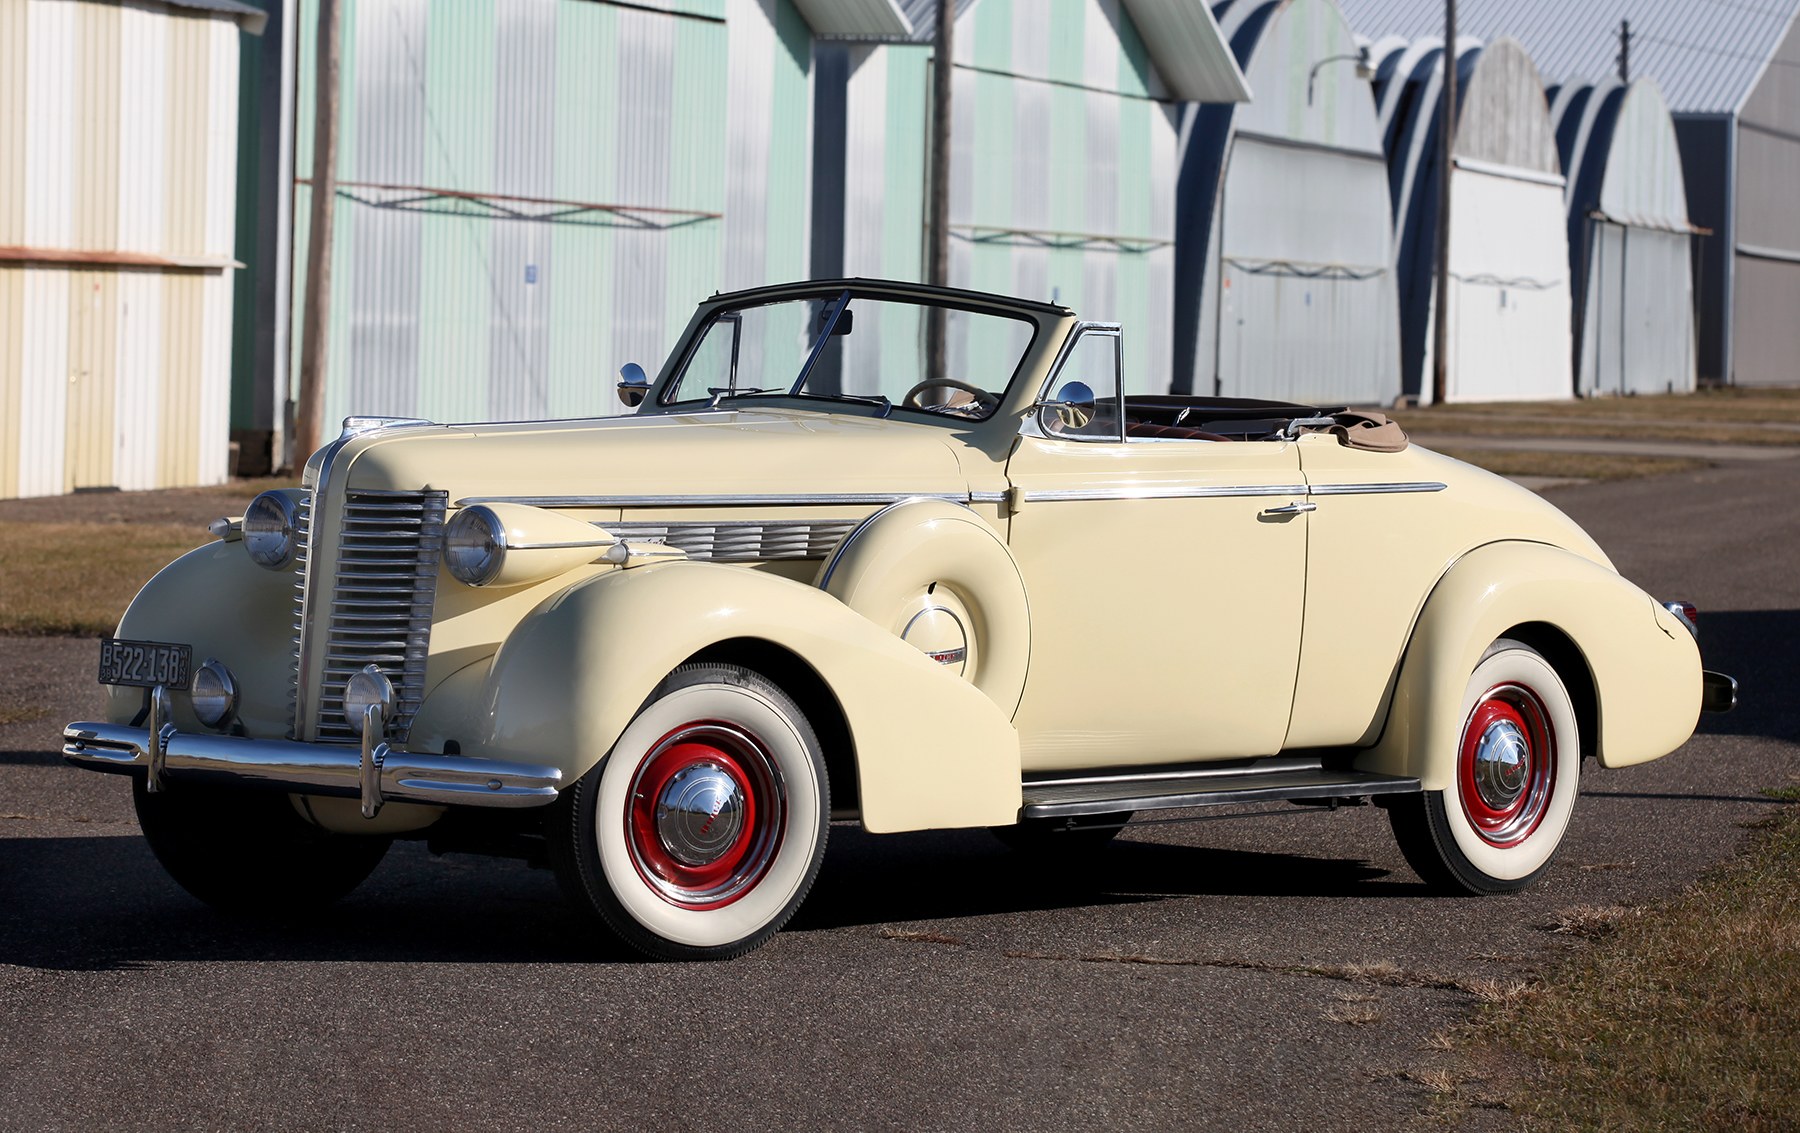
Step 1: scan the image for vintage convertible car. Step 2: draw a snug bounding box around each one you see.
[64,278,1735,959]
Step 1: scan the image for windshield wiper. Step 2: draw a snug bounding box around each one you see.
[707,386,775,408]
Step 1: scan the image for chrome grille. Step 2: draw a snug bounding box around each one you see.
[309,489,448,745]
[286,493,313,737]
[606,519,857,562]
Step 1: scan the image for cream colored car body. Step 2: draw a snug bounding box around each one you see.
[99,280,1703,837]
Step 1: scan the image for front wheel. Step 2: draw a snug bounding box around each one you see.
[1388,640,1581,894]
[133,777,392,915]
[549,663,829,961]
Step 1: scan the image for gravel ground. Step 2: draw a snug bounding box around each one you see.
[0,460,1794,1131]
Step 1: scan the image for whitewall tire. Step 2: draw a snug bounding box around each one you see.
[550,663,829,960]
[1388,640,1581,893]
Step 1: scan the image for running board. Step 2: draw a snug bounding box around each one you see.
[1019,761,1421,820]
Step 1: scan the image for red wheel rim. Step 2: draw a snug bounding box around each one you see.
[1458,682,1556,847]
[625,721,785,910]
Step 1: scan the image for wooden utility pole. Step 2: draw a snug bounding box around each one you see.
[1431,0,1457,406]
[294,0,341,467]
[925,1,953,381]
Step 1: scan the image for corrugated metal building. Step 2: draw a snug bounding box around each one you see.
[1549,76,1696,396]
[1174,0,1400,406]
[1341,0,1800,386]
[271,0,909,443]
[1370,35,1571,403]
[812,0,1249,398]
[0,0,262,500]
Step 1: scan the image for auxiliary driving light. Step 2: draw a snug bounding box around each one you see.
[343,664,396,736]
[190,659,238,729]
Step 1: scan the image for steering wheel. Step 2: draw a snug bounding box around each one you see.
[900,378,1000,417]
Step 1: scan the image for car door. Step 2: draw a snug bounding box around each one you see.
[1003,325,1309,772]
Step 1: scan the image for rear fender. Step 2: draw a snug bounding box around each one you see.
[1357,541,1701,789]
[454,560,1022,833]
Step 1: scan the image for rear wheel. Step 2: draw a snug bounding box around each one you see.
[549,663,829,961]
[1389,640,1581,893]
[133,777,391,915]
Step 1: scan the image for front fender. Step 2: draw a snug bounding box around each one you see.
[450,560,1022,833]
[1357,541,1702,789]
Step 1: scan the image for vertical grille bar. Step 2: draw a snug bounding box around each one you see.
[303,489,447,745]
[286,493,313,738]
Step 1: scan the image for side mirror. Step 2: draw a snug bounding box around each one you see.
[1032,380,1097,433]
[617,362,650,409]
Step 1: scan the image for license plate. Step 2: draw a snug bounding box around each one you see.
[98,638,193,690]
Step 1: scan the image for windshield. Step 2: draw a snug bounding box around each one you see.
[659,291,1037,420]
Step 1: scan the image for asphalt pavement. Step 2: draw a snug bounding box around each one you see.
[1,458,1795,1131]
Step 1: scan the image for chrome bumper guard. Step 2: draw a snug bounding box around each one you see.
[63,690,561,813]
[1701,670,1738,714]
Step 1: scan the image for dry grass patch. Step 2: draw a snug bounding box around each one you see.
[1435,447,1710,483]
[1467,803,1800,1130]
[0,482,286,637]
[1409,386,1800,426]
[1543,904,1633,939]
[0,521,208,636]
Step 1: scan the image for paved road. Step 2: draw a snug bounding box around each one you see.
[2,461,1795,1131]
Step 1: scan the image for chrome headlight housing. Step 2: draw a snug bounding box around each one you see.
[445,505,507,586]
[242,490,300,570]
[343,664,396,736]
[189,659,238,729]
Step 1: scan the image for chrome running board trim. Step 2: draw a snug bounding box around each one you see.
[1019,766,1420,819]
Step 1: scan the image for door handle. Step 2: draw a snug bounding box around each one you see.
[1260,501,1317,516]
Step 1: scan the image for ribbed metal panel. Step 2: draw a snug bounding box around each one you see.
[1550,77,1695,396]
[2,0,243,500]
[1339,0,1800,115]
[309,489,448,746]
[1177,0,1401,406]
[295,0,768,426]
[825,0,1181,396]
[608,519,858,562]
[1376,37,1571,402]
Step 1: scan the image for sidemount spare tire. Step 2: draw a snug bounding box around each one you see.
[816,497,1030,717]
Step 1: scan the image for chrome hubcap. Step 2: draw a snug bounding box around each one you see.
[654,763,747,867]
[1471,719,1530,811]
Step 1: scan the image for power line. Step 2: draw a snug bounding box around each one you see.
[1636,30,1800,70]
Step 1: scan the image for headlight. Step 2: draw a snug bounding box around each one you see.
[445,506,507,586]
[243,491,299,570]
[343,664,395,736]
[190,659,237,729]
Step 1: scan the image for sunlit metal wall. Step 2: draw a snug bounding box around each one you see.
[0,0,252,500]
[1371,36,1571,404]
[1549,77,1696,397]
[1176,0,1400,406]
[289,0,818,430]
[819,0,1184,396]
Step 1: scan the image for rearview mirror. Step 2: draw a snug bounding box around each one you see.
[617,362,650,409]
[1031,380,1096,433]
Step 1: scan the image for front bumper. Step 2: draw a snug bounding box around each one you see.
[63,689,561,814]
[1701,670,1737,714]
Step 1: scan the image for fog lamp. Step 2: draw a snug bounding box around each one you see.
[190,659,238,729]
[343,664,396,736]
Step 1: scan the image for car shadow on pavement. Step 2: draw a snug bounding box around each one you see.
[0,821,1420,970]
[789,825,1418,934]
[1690,609,1798,744]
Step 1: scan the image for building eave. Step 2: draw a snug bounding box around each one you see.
[1121,0,1251,102]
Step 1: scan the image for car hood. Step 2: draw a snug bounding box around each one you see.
[326,409,975,503]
